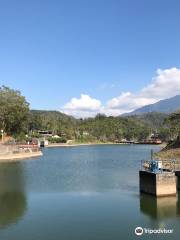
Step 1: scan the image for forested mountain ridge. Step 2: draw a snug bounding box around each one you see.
[124,95,180,115]
[29,110,78,139]
[28,111,170,142]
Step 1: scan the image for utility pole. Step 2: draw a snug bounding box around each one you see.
[1,129,4,143]
[151,149,153,160]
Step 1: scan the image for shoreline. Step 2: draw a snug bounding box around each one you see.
[0,142,166,162]
[46,142,135,148]
[46,142,166,148]
[0,151,43,163]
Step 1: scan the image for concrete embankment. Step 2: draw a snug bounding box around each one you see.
[47,142,167,148]
[0,151,43,162]
[0,144,43,162]
[46,143,100,148]
[46,142,133,148]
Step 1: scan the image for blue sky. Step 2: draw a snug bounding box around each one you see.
[0,0,180,117]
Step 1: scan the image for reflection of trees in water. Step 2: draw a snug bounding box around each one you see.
[140,193,177,220]
[0,163,27,228]
[0,192,26,228]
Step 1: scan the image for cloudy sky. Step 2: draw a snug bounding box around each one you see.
[62,68,180,117]
[1,0,180,118]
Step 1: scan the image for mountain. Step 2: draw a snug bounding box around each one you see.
[124,95,180,116]
[124,112,168,129]
[30,110,76,122]
[29,110,78,137]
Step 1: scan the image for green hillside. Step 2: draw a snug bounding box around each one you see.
[28,111,171,143]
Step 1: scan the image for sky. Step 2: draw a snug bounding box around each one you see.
[0,0,180,117]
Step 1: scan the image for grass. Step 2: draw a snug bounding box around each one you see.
[155,148,180,160]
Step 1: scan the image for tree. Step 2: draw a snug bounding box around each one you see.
[0,86,30,135]
[165,111,180,140]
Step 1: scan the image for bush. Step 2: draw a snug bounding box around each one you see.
[47,137,67,143]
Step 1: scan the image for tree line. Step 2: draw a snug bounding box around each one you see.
[0,86,180,143]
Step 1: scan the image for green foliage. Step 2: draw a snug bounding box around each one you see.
[0,86,30,135]
[165,111,180,140]
[130,112,168,129]
[14,132,27,143]
[47,137,67,143]
[1,86,180,143]
[28,110,77,139]
[77,115,151,142]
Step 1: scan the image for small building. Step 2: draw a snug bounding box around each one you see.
[52,135,61,138]
[40,139,49,147]
[38,130,53,137]
[83,131,89,136]
[150,133,162,144]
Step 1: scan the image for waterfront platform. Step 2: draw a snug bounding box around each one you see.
[0,144,42,162]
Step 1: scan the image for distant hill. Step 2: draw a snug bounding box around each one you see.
[124,112,168,129]
[28,109,177,142]
[29,110,78,137]
[30,110,76,122]
[124,95,180,115]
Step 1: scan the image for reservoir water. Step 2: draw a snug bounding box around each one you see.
[0,145,179,239]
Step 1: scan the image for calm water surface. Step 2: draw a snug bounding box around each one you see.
[0,145,180,240]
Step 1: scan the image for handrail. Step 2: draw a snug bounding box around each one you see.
[141,159,180,172]
[0,144,40,155]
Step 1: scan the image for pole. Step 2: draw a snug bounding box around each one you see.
[1,129,4,143]
[151,149,153,160]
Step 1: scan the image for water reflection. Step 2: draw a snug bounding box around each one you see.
[30,146,141,193]
[0,163,27,228]
[177,191,180,216]
[140,193,177,220]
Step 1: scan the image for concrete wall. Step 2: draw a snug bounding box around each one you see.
[139,171,156,195]
[175,171,180,190]
[156,172,176,196]
[139,171,176,197]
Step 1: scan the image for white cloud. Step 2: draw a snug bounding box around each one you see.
[106,67,180,115]
[62,94,102,118]
[141,68,180,99]
[106,92,157,115]
[61,67,180,118]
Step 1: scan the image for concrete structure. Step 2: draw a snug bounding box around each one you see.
[38,130,53,137]
[139,171,176,197]
[175,171,180,190]
[39,139,49,147]
[0,144,42,162]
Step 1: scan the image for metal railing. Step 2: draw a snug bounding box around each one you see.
[0,144,40,156]
[141,159,180,172]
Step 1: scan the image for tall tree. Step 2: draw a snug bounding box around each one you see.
[165,111,180,139]
[0,86,30,135]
